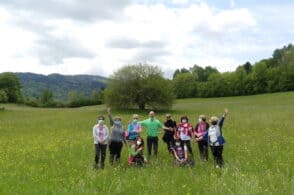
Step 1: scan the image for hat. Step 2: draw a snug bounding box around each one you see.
[166,113,171,117]
[199,114,206,121]
[210,116,219,122]
[133,114,139,119]
[113,116,121,121]
[98,115,105,120]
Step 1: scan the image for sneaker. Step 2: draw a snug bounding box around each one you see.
[216,165,220,168]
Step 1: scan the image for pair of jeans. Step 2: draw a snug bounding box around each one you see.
[147,136,158,156]
[94,143,107,169]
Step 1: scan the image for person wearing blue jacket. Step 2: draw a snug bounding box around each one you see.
[197,108,228,168]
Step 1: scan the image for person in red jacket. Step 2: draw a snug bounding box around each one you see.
[175,116,194,158]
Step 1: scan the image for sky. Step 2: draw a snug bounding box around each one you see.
[0,0,293,78]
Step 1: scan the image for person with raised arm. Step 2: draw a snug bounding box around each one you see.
[197,108,229,168]
[107,108,126,165]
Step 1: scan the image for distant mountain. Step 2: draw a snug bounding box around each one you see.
[16,73,107,101]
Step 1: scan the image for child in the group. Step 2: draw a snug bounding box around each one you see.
[128,137,147,166]
[197,109,228,168]
[162,113,177,153]
[93,115,109,170]
[127,114,142,145]
[176,116,194,157]
[194,114,209,161]
[107,108,126,165]
[172,137,194,166]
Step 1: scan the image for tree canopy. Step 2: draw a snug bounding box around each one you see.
[172,43,294,98]
[0,72,22,103]
[105,64,174,110]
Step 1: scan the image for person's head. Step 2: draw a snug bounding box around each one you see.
[113,116,122,126]
[166,113,172,121]
[132,114,139,123]
[180,116,188,124]
[97,116,105,125]
[199,114,206,122]
[149,111,155,120]
[210,116,219,125]
[136,137,144,147]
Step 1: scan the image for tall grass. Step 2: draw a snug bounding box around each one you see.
[0,92,293,194]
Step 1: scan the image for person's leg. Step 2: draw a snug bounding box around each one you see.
[154,137,158,157]
[116,142,123,162]
[100,144,107,169]
[109,142,115,165]
[170,135,175,151]
[94,144,99,169]
[203,141,209,161]
[210,146,217,165]
[198,141,204,159]
[216,146,224,167]
[147,137,152,156]
[186,140,193,157]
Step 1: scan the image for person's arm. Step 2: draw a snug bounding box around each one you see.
[196,131,208,141]
[130,145,137,156]
[219,108,228,129]
[163,122,170,131]
[103,126,109,143]
[130,145,142,156]
[107,108,114,126]
[122,129,127,144]
[138,119,146,127]
[158,121,164,129]
[93,126,98,141]
[195,124,199,133]
[134,124,142,133]
[172,149,180,161]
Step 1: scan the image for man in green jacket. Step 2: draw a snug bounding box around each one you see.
[139,111,163,157]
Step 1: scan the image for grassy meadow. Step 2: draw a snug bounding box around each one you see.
[0,92,293,194]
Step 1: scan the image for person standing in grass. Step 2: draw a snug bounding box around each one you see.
[194,115,209,161]
[107,108,126,165]
[127,114,142,145]
[197,109,228,168]
[162,113,177,153]
[139,111,163,157]
[93,115,109,170]
[176,116,194,158]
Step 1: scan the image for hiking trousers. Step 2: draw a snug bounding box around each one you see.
[109,141,123,164]
[94,143,107,169]
[210,145,224,166]
[147,136,158,156]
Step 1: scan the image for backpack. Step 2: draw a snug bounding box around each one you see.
[124,130,129,140]
[208,125,221,146]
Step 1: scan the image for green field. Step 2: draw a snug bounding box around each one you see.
[0,92,293,194]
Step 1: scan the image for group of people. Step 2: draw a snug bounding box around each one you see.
[92,108,229,170]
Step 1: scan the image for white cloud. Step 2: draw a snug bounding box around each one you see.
[0,0,291,79]
[230,0,236,8]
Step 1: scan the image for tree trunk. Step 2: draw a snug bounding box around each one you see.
[139,103,145,110]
